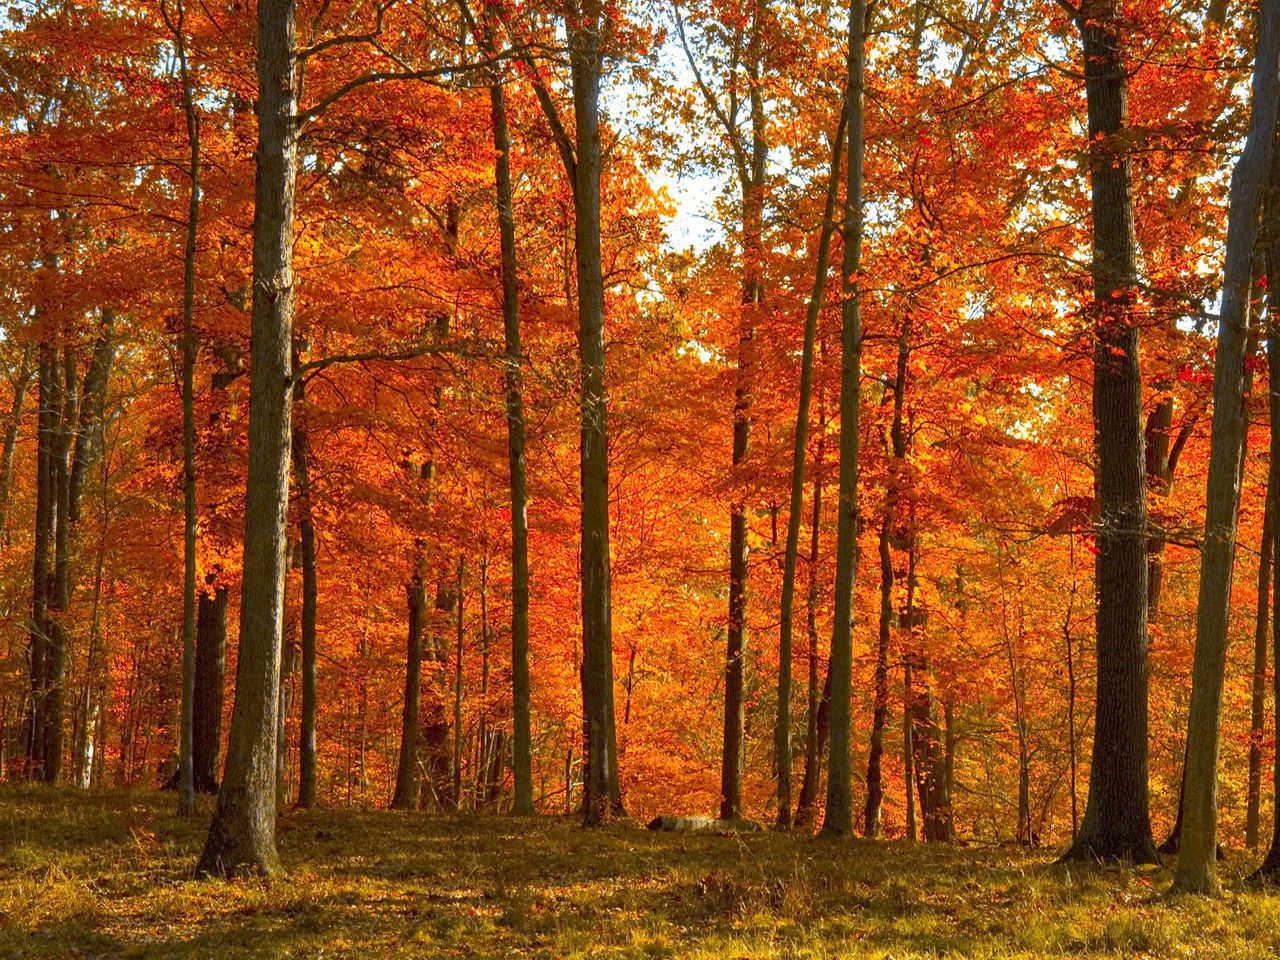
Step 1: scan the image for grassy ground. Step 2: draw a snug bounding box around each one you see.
[2,789,1279,958]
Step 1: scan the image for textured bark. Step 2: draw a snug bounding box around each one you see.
[821,0,866,836]
[1059,0,1157,865]
[193,586,228,794]
[196,0,297,876]
[1174,0,1280,893]
[776,104,845,830]
[567,0,621,827]
[488,75,534,817]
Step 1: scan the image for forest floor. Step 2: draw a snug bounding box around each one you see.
[2,788,1279,959]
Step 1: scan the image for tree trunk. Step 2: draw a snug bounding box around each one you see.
[903,659,916,842]
[392,579,426,809]
[863,518,892,837]
[1059,0,1158,865]
[42,346,75,783]
[793,407,827,832]
[0,344,34,547]
[293,375,318,808]
[820,0,867,838]
[25,346,54,778]
[196,0,297,876]
[452,557,465,811]
[193,586,228,793]
[568,0,620,827]
[488,73,534,818]
[1173,0,1280,893]
[720,4,767,825]
[776,103,845,831]
[1247,488,1274,849]
[169,0,201,818]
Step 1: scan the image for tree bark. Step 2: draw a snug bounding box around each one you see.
[863,517,892,836]
[193,586,228,793]
[793,403,827,831]
[1059,0,1158,865]
[821,0,867,836]
[196,0,297,876]
[291,371,318,808]
[392,579,426,809]
[776,103,845,830]
[1173,0,1280,893]
[1246,485,1274,849]
[488,72,534,818]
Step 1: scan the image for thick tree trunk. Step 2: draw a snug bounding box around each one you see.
[776,105,845,830]
[42,347,75,783]
[568,0,621,827]
[193,586,228,793]
[196,0,297,876]
[488,75,534,817]
[1059,0,1158,865]
[820,0,866,837]
[1173,0,1280,893]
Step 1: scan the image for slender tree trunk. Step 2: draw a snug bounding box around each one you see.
[193,586,228,793]
[488,73,534,818]
[1174,0,1280,893]
[166,0,202,818]
[863,518,892,836]
[820,0,867,838]
[43,347,75,783]
[903,659,916,842]
[1254,279,1280,882]
[794,402,827,831]
[1059,0,1158,865]
[1247,489,1274,849]
[776,104,846,830]
[293,375,318,808]
[196,0,297,876]
[720,6,768,824]
[25,346,54,778]
[392,579,426,809]
[0,344,34,547]
[452,557,465,811]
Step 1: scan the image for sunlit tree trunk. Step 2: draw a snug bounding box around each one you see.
[820,0,867,837]
[1174,0,1280,893]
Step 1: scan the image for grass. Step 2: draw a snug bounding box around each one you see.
[2,788,1280,958]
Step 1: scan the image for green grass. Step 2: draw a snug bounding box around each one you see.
[1,788,1278,958]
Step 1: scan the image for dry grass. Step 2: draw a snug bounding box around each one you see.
[1,786,1278,958]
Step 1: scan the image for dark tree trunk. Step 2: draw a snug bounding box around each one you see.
[0,343,34,547]
[42,346,75,784]
[720,5,767,825]
[25,346,54,779]
[292,375,318,808]
[1174,0,1280,893]
[193,586,228,794]
[820,0,867,839]
[793,406,828,832]
[776,103,845,831]
[392,579,426,810]
[1059,0,1158,865]
[488,73,534,817]
[196,0,297,877]
[863,518,892,837]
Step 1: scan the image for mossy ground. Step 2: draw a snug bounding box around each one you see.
[1,787,1278,958]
